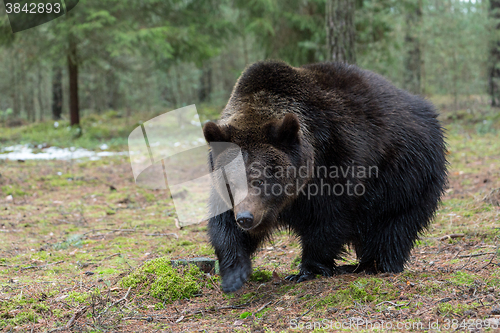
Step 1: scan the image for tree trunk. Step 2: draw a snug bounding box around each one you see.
[38,69,44,121]
[68,38,80,126]
[198,62,212,103]
[326,0,356,64]
[52,67,63,120]
[489,0,500,107]
[404,0,422,95]
[11,51,20,117]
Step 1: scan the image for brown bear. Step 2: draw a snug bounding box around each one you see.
[203,60,447,293]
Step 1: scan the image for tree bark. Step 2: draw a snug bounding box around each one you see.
[198,62,212,103]
[326,0,356,64]
[38,69,44,121]
[404,0,422,95]
[68,38,80,126]
[52,67,63,120]
[489,0,500,107]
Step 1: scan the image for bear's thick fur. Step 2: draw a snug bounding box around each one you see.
[203,60,447,293]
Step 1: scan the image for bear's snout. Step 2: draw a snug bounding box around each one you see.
[236,211,254,230]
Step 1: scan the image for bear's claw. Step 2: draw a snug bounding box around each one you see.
[285,272,315,283]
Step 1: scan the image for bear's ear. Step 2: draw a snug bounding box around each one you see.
[203,122,226,143]
[275,113,300,144]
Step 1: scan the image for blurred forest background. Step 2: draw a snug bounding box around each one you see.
[0,0,498,148]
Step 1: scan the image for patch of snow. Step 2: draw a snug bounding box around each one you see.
[0,144,128,161]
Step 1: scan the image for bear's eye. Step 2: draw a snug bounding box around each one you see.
[251,179,264,187]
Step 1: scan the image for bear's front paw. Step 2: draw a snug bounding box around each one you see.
[285,270,315,283]
[221,260,252,293]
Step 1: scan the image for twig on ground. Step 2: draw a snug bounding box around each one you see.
[294,302,318,321]
[458,252,496,258]
[103,253,121,260]
[438,234,465,241]
[49,306,89,332]
[254,300,273,315]
[96,287,131,320]
[480,242,499,270]
[375,300,411,307]
[83,228,137,236]
[145,233,178,239]
[20,260,64,271]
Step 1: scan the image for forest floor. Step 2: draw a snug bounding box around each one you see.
[0,103,500,332]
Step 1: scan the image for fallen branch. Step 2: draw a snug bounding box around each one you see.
[458,252,496,258]
[294,302,317,321]
[438,234,465,241]
[20,260,64,271]
[254,301,273,315]
[480,244,499,270]
[96,287,131,320]
[376,300,411,308]
[83,228,137,235]
[145,233,178,239]
[103,253,121,260]
[49,306,88,332]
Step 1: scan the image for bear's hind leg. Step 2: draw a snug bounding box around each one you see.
[285,223,344,283]
[356,209,428,274]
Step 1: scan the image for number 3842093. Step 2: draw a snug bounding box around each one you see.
[5,2,61,14]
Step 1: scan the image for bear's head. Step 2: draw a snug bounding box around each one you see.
[203,113,314,233]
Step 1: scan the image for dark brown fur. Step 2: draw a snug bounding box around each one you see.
[204,60,447,293]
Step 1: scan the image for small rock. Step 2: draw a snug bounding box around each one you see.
[233,320,244,326]
[488,287,495,293]
[486,296,495,302]
[492,307,500,315]
[437,297,452,304]
[5,195,13,202]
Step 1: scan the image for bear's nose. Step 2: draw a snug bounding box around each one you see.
[236,211,254,229]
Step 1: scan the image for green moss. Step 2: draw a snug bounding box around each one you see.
[239,292,255,303]
[1,185,27,197]
[318,278,398,308]
[120,257,204,303]
[291,256,301,269]
[97,268,119,275]
[437,302,478,317]
[196,244,214,256]
[239,311,252,319]
[30,251,51,261]
[7,311,38,326]
[67,291,90,304]
[249,269,272,283]
[33,302,49,313]
[450,271,477,286]
[255,308,270,318]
